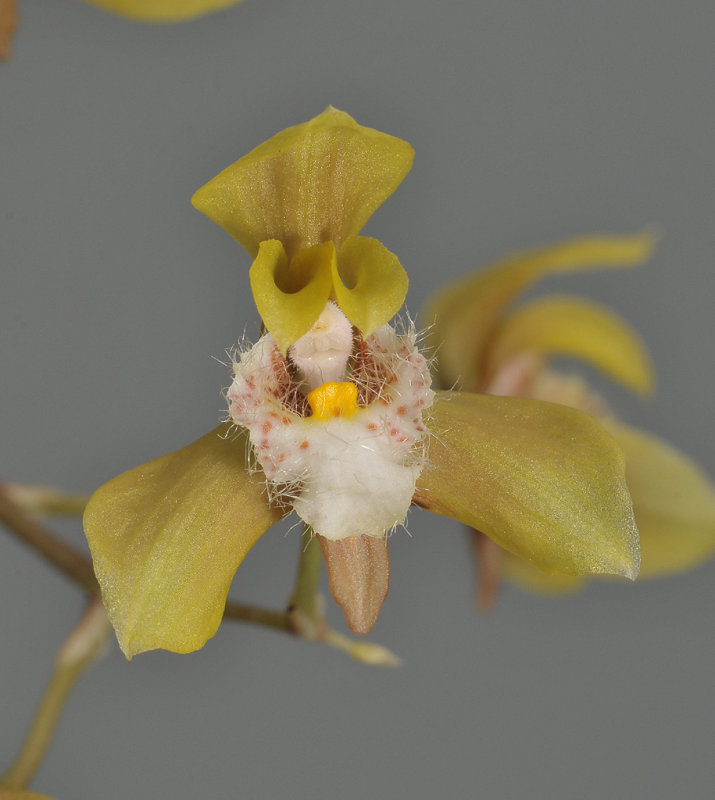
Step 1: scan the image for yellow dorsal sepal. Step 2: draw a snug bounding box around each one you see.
[307,382,359,421]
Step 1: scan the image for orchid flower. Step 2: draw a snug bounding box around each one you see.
[425,234,715,602]
[83,108,640,658]
[81,0,244,21]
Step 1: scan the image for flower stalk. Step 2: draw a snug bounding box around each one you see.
[0,484,397,793]
[0,486,97,594]
[288,530,324,638]
[0,599,111,792]
[2,484,91,519]
[0,481,397,665]
[222,542,399,665]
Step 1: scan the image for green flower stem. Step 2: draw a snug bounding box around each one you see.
[0,488,97,593]
[288,530,324,635]
[0,599,110,791]
[222,599,399,666]
[224,534,399,665]
[323,629,402,667]
[0,483,397,666]
[2,483,90,518]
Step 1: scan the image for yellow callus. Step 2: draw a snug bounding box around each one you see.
[307,382,359,421]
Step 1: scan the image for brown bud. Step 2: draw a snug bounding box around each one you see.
[319,534,390,635]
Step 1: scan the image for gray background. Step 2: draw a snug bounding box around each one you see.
[1,1,713,798]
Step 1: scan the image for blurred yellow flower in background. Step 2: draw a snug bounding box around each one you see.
[82,0,244,22]
[426,234,715,605]
[0,0,247,65]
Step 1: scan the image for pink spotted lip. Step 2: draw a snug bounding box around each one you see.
[227,310,434,540]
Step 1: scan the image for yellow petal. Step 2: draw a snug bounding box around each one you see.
[191,107,414,258]
[606,421,715,577]
[425,231,656,391]
[83,425,285,658]
[249,239,334,353]
[502,551,587,595]
[413,391,639,578]
[82,0,243,22]
[332,236,409,336]
[486,295,654,395]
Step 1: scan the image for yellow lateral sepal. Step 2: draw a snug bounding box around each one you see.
[83,425,285,658]
[414,391,640,578]
[502,552,587,595]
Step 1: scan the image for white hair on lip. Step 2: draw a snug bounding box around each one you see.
[226,304,434,540]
